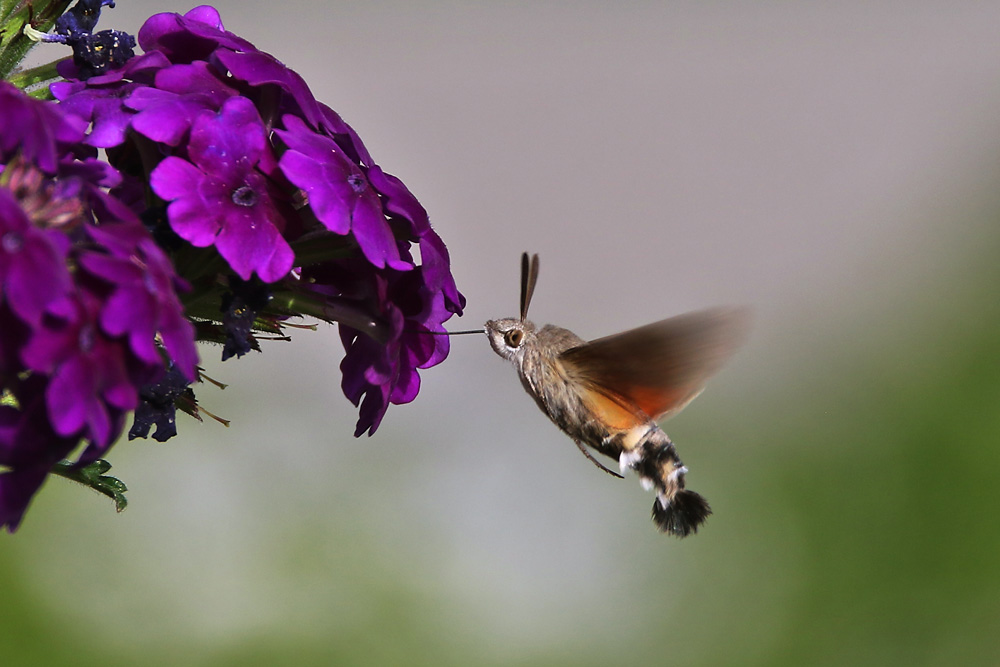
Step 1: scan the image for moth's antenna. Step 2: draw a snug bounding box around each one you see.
[520,252,539,321]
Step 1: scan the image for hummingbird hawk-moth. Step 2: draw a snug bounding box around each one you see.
[482,253,749,537]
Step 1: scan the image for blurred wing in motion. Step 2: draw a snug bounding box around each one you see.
[559,307,751,422]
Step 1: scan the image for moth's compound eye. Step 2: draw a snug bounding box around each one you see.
[504,329,524,348]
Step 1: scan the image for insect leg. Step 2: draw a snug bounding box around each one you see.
[571,439,624,479]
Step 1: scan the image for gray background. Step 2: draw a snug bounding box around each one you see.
[6,2,1000,665]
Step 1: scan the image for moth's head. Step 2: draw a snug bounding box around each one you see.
[486,252,542,363]
[485,317,536,362]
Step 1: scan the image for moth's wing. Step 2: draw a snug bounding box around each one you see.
[559,307,750,422]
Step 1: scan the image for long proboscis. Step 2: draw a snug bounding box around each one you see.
[415,329,485,336]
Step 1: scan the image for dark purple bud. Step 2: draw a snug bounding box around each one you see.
[69,30,136,80]
[55,0,117,37]
[220,276,272,361]
[128,363,190,442]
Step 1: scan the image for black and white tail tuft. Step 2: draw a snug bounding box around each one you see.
[651,489,712,537]
[629,427,712,537]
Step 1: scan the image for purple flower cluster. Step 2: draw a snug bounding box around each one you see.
[0,82,197,531]
[2,3,465,530]
[51,5,464,435]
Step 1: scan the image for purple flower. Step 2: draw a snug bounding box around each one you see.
[0,376,85,532]
[214,49,325,129]
[137,5,255,62]
[1,84,199,529]
[0,189,73,327]
[150,96,294,282]
[49,6,466,437]
[51,51,170,147]
[79,223,198,380]
[10,210,197,452]
[128,61,239,145]
[54,0,117,38]
[52,80,139,148]
[21,292,137,446]
[306,250,463,436]
[367,168,465,316]
[0,464,50,532]
[276,115,408,271]
[0,0,473,531]
[0,82,87,174]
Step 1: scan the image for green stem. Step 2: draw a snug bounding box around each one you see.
[6,57,64,91]
[289,233,356,267]
[271,289,389,342]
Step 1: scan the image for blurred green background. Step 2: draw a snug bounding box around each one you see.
[4,2,1000,665]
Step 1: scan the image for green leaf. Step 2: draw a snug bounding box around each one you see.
[52,459,129,513]
[0,0,74,82]
[6,57,64,92]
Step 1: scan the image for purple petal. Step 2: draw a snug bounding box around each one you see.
[0,83,86,173]
[214,208,294,282]
[47,356,97,439]
[276,117,404,269]
[0,466,49,532]
[165,194,222,247]
[149,154,205,200]
[278,150,350,234]
[128,88,214,146]
[186,97,265,175]
[154,61,237,99]
[419,231,466,315]
[53,83,139,148]
[350,194,406,270]
[215,49,323,127]
[158,306,198,380]
[367,165,431,236]
[389,360,421,404]
[0,191,72,326]
[179,5,226,30]
[138,8,256,62]
[319,104,375,167]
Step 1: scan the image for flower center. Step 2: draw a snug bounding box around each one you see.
[1,231,24,254]
[78,324,96,353]
[346,174,367,194]
[232,185,258,207]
